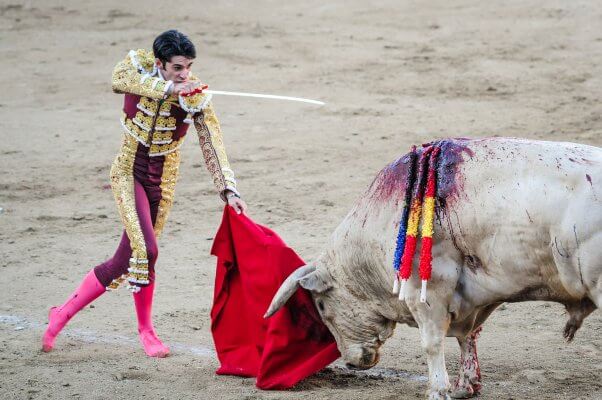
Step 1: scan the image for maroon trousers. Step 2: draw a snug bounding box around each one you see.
[94,180,161,287]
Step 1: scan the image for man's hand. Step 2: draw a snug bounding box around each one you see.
[171,81,205,96]
[227,194,247,215]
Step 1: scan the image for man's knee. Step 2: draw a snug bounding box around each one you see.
[146,243,159,264]
[94,259,128,287]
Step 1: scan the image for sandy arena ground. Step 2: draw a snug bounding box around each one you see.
[1,1,601,399]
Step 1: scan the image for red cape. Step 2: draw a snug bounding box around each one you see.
[210,207,340,389]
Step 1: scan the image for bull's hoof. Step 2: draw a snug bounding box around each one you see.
[450,381,480,398]
[450,387,474,399]
[451,376,481,398]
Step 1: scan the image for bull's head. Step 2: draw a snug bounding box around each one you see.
[265,264,396,370]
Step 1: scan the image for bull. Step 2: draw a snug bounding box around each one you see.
[266,138,601,399]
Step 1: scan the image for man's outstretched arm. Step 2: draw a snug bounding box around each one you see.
[193,102,246,213]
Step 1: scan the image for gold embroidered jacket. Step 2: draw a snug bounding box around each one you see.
[111,49,238,196]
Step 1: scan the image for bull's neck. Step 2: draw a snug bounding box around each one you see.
[320,201,414,324]
[318,252,412,324]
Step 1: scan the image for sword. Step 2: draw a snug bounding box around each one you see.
[182,86,325,106]
[205,90,325,106]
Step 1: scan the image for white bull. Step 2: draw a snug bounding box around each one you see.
[266,138,601,399]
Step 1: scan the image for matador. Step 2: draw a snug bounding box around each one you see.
[42,30,247,357]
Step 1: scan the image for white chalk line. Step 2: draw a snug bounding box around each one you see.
[0,314,427,382]
[0,314,215,357]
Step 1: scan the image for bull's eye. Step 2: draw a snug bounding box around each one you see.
[317,300,325,312]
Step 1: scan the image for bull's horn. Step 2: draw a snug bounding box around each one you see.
[264,264,316,318]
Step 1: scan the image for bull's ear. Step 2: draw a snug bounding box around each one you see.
[299,271,331,293]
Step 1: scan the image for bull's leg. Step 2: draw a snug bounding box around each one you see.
[451,326,482,398]
[412,302,452,400]
[451,303,499,398]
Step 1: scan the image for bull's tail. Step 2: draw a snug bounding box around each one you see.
[563,298,596,342]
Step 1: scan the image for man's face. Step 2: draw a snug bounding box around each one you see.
[156,55,194,83]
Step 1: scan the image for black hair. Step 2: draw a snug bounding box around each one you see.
[152,30,196,65]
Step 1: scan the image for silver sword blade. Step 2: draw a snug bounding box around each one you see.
[204,90,325,106]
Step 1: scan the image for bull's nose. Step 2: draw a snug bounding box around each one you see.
[361,348,380,367]
[345,363,361,370]
[345,348,380,370]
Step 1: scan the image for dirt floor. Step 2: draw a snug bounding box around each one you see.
[0,0,600,399]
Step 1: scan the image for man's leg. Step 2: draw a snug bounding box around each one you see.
[42,227,135,352]
[131,181,168,357]
[41,270,106,352]
[42,181,163,355]
[94,232,133,287]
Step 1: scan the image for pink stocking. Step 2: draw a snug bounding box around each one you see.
[133,282,169,357]
[42,270,105,352]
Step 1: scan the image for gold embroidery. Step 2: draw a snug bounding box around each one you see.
[137,97,160,116]
[122,114,150,145]
[127,257,150,288]
[149,137,184,155]
[133,111,154,131]
[120,111,181,154]
[159,101,173,116]
[155,116,176,131]
[194,102,237,195]
[112,49,169,100]
[152,131,173,142]
[178,92,210,113]
[154,151,180,237]
[177,72,211,113]
[109,135,148,288]
[130,49,156,74]
[107,274,127,291]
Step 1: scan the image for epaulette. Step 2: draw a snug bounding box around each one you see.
[128,49,157,76]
